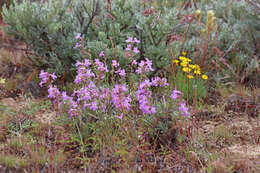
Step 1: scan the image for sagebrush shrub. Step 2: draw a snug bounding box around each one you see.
[2,0,259,86]
[2,0,80,76]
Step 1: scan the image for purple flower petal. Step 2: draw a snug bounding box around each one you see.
[75,33,82,39]
[99,51,104,57]
[116,113,124,122]
[170,88,182,100]
[126,44,132,51]
[133,47,140,54]
[179,102,190,116]
[126,37,133,43]
[112,60,119,67]
[132,59,137,65]
[73,42,80,49]
[134,37,140,43]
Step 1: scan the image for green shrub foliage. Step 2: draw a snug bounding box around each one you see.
[2,0,77,75]
[2,0,260,84]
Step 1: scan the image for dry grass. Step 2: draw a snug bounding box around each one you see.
[0,91,259,172]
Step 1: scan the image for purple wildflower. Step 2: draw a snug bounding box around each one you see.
[75,59,91,68]
[179,102,190,116]
[136,58,154,74]
[73,42,80,49]
[74,74,82,84]
[50,73,57,80]
[83,59,92,67]
[134,37,140,43]
[48,85,60,99]
[170,88,182,100]
[99,51,104,57]
[98,88,111,113]
[99,88,111,99]
[83,69,94,78]
[61,91,72,102]
[115,68,126,77]
[39,70,49,87]
[136,68,142,74]
[133,47,140,54]
[112,60,119,68]
[160,78,169,87]
[136,61,145,74]
[144,58,154,72]
[132,59,137,65]
[112,84,131,111]
[75,33,82,39]
[39,70,57,87]
[95,59,108,73]
[119,69,126,77]
[68,101,79,118]
[126,37,133,43]
[75,61,82,67]
[88,101,98,111]
[151,77,168,87]
[116,113,124,122]
[136,80,156,115]
[74,65,95,84]
[126,44,132,51]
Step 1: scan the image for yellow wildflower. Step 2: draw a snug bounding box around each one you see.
[187,74,194,79]
[179,56,187,61]
[0,78,5,84]
[194,64,200,70]
[186,58,192,62]
[202,74,208,80]
[182,67,191,73]
[172,59,179,65]
[179,56,191,62]
[180,61,188,67]
[181,51,187,56]
[194,70,201,75]
[189,64,195,69]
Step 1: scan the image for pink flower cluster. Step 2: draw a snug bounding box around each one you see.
[39,70,57,87]
[170,88,182,100]
[39,36,190,121]
[136,76,168,115]
[74,59,95,84]
[111,59,126,78]
[136,58,154,74]
[125,37,140,54]
[170,88,190,116]
[73,33,82,49]
[112,84,131,111]
[136,80,156,115]
[99,51,104,58]
[179,102,190,116]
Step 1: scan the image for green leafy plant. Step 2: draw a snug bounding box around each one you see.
[174,69,207,102]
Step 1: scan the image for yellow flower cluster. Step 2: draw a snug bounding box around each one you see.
[172,51,208,80]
